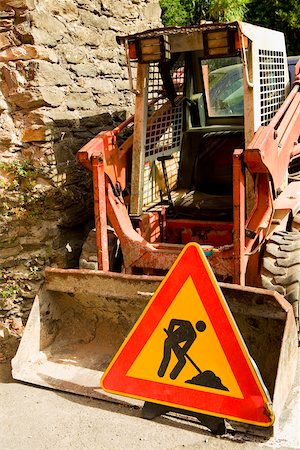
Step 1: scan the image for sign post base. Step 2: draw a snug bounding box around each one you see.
[142,401,226,435]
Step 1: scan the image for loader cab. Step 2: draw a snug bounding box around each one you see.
[89,22,290,279]
[171,53,245,223]
[123,23,289,223]
[117,24,251,253]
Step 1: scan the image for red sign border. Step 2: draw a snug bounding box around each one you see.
[101,243,274,427]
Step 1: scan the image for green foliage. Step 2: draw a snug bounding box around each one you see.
[0,160,32,177]
[160,0,249,26]
[0,282,19,312]
[245,0,300,55]
[0,160,37,191]
[159,0,300,56]
[0,284,19,300]
[160,0,189,26]
[209,0,249,21]
[180,0,211,25]
[0,160,47,219]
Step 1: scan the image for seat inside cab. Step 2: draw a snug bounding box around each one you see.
[169,55,245,221]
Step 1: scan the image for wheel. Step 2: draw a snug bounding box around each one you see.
[261,231,300,326]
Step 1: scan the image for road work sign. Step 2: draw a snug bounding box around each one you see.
[101,242,274,427]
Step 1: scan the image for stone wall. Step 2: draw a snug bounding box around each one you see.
[0,0,162,360]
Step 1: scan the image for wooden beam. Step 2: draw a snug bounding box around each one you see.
[130,63,149,216]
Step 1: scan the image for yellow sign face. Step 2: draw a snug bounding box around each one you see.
[127,276,243,398]
[101,243,273,427]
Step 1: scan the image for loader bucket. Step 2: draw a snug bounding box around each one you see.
[12,268,297,432]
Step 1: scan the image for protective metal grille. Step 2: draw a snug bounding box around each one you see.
[148,63,164,111]
[259,50,285,125]
[145,63,183,162]
[143,153,179,206]
[142,61,183,206]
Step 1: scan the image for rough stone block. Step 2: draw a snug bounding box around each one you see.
[31,28,59,47]
[0,0,34,9]
[70,63,97,77]
[43,108,79,124]
[69,84,86,93]
[42,0,79,20]
[116,78,130,91]
[91,47,119,61]
[15,109,53,129]
[36,61,73,86]
[30,11,67,36]
[0,97,8,111]
[78,110,114,127]
[95,92,121,106]
[102,0,139,19]
[37,47,58,63]
[107,17,125,32]
[1,65,25,93]
[60,44,86,64]
[144,2,162,22]
[79,9,108,29]
[71,25,103,46]
[17,220,57,243]
[65,92,96,110]
[0,18,13,31]
[97,61,122,76]
[8,88,46,109]
[8,86,64,109]
[0,9,15,19]
[21,126,50,142]
[14,14,34,44]
[0,112,17,144]
[0,45,46,62]
[0,31,20,51]
[100,30,117,48]
[0,244,23,258]
[77,0,103,13]
[39,86,65,107]
[79,77,114,93]
[0,130,16,145]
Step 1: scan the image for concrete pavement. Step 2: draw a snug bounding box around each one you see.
[1,358,299,450]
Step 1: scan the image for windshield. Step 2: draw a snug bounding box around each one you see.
[201,57,244,117]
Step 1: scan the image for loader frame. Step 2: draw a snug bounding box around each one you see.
[77,34,300,286]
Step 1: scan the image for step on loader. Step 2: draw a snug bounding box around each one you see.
[12,22,300,436]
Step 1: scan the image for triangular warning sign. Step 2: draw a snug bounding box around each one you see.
[101,243,274,427]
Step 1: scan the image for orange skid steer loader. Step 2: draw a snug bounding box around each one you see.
[12,22,300,435]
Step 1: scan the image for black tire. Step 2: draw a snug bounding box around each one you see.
[261,231,300,325]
